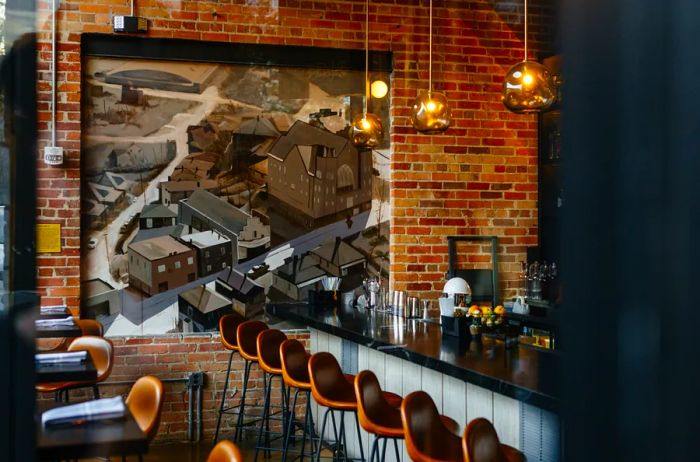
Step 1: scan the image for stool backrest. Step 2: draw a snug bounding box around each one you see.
[354,370,402,433]
[256,329,287,373]
[207,440,243,462]
[125,375,164,441]
[463,418,511,462]
[76,319,104,337]
[236,320,268,360]
[401,390,463,462]
[280,339,310,387]
[308,351,351,403]
[219,313,244,350]
[67,336,113,382]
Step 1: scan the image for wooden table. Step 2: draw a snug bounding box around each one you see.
[35,353,97,383]
[36,405,148,460]
[35,320,81,339]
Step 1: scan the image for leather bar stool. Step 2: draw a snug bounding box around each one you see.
[234,320,269,441]
[280,339,317,462]
[208,440,244,462]
[308,351,368,462]
[254,329,289,461]
[354,370,461,462]
[124,375,164,462]
[401,390,463,462]
[214,313,245,443]
[462,418,524,462]
[36,336,114,402]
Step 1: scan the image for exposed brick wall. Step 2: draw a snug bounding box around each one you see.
[35,0,555,306]
[37,331,310,442]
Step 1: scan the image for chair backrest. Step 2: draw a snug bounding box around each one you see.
[401,390,463,462]
[354,370,402,433]
[76,319,104,337]
[67,336,113,382]
[219,313,244,350]
[308,351,352,404]
[207,440,243,462]
[280,339,310,388]
[125,375,164,441]
[462,418,505,462]
[236,320,268,361]
[256,329,287,373]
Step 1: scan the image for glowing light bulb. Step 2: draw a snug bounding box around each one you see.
[371,80,388,98]
[426,100,437,112]
[361,118,371,130]
[523,73,534,86]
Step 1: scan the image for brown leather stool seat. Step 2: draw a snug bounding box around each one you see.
[401,390,463,462]
[280,339,316,462]
[462,418,525,462]
[231,320,269,442]
[308,351,367,461]
[214,313,245,443]
[254,329,289,461]
[355,370,460,462]
[207,440,244,462]
[126,376,164,442]
[36,336,114,402]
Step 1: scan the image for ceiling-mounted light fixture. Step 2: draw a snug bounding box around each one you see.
[351,0,384,148]
[411,0,451,134]
[370,79,388,99]
[502,0,556,113]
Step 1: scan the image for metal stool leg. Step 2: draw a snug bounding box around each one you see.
[234,359,253,442]
[282,388,300,462]
[392,438,400,462]
[353,411,366,462]
[254,372,272,462]
[315,407,332,462]
[214,350,234,443]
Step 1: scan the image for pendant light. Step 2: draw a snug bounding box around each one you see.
[411,0,451,134]
[351,0,384,148]
[502,0,556,113]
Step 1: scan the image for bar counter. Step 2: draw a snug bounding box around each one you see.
[269,302,559,411]
[269,302,561,461]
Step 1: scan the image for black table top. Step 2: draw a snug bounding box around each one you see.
[36,353,98,383]
[36,404,148,460]
[35,321,81,339]
[268,302,561,412]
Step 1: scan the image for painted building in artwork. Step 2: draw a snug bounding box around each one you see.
[216,268,265,318]
[179,230,233,277]
[178,190,270,262]
[267,120,373,226]
[139,204,177,230]
[127,235,197,296]
[178,285,232,332]
[159,179,219,207]
[271,254,326,301]
[311,237,366,278]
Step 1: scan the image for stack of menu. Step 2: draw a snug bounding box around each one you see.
[35,316,74,328]
[35,351,87,364]
[41,396,126,428]
[40,305,68,316]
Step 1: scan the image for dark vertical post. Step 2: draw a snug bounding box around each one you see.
[562,0,700,460]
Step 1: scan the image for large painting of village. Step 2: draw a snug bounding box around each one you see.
[80,57,391,336]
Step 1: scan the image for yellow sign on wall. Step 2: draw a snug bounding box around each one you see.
[36,223,62,253]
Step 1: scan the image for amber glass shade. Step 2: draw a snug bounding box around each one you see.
[411,91,451,134]
[351,112,383,148]
[502,60,556,113]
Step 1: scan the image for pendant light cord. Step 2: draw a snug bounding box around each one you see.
[364,0,369,116]
[429,0,433,93]
[524,0,528,61]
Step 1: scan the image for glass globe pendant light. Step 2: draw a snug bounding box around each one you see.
[502,0,556,113]
[352,0,384,148]
[411,0,451,134]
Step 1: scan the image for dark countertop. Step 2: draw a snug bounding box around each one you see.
[268,302,560,413]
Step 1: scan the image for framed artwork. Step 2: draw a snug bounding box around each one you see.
[80,36,392,336]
